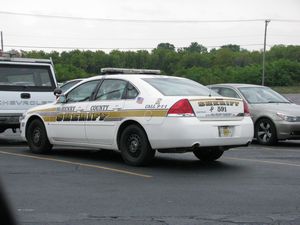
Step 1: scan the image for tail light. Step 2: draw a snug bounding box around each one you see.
[167,99,195,117]
[243,100,250,116]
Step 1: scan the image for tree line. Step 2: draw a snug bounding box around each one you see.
[21,43,300,86]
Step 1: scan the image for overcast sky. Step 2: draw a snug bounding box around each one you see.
[0,0,300,52]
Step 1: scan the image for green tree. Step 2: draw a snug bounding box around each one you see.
[179,42,207,54]
[18,43,300,87]
[221,44,241,52]
[156,43,176,51]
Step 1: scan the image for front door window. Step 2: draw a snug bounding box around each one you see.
[95,79,127,101]
[66,80,100,103]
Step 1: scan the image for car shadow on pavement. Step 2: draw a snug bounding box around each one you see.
[276,141,300,147]
[0,131,25,146]
[45,148,245,174]
[0,139,26,146]
[50,147,125,163]
[151,154,244,173]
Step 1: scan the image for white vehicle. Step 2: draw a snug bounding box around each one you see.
[0,56,58,133]
[20,68,253,166]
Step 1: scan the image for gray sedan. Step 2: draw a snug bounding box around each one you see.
[208,83,300,145]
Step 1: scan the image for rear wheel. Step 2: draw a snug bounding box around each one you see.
[120,125,155,166]
[193,147,224,162]
[27,119,52,154]
[255,118,277,145]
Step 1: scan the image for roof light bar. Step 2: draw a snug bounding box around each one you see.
[101,67,161,75]
[0,56,52,64]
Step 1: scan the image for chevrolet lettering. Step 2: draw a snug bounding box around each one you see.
[21,68,254,166]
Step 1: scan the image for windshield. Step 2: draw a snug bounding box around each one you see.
[239,86,290,104]
[60,80,82,92]
[142,77,218,96]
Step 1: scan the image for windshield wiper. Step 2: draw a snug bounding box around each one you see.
[267,101,290,103]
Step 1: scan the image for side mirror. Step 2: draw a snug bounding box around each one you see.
[57,94,67,103]
[127,86,134,91]
[54,87,63,97]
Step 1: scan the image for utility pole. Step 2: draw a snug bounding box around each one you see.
[0,31,3,52]
[262,20,270,86]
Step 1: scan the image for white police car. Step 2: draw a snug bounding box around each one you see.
[20,68,254,166]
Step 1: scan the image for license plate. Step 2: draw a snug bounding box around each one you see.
[218,126,233,137]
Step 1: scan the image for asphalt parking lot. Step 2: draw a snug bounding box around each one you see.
[0,131,300,225]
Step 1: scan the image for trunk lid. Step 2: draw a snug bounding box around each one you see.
[188,97,244,120]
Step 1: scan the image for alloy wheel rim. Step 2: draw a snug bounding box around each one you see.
[257,122,272,143]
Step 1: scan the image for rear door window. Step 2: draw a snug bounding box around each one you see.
[0,64,55,91]
[219,87,240,98]
[124,83,139,99]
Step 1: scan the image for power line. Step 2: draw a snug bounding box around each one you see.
[5,33,264,41]
[0,10,267,23]
[6,33,300,41]
[2,10,300,23]
[5,45,155,50]
[271,19,300,23]
[5,43,265,50]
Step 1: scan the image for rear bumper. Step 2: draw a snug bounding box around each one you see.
[146,117,254,149]
[276,121,300,140]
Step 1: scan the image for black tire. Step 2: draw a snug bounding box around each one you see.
[27,119,52,154]
[193,147,224,162]
[119,125,155,166]
[255,118,277,145]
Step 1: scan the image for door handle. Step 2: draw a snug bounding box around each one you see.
[112,107,122,111]
[21,93,31,99]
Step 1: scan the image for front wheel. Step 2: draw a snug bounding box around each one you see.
[120,125,155,166]
[27,119,52,154]
[193,148,224,162]
[255,118,277,145]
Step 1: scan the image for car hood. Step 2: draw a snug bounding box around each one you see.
[27,102,57,114]
[250,103,300,116]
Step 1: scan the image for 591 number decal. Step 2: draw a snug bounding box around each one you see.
[217,106,227,112]
[209,106,227,112]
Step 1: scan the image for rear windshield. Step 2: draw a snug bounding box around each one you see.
[142,77,217,96]
[0,64,56,91]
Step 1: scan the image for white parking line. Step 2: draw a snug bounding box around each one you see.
[0,150,152,178]
[225,156,300,168]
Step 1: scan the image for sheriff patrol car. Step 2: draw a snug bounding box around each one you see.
[20,68,254,166]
